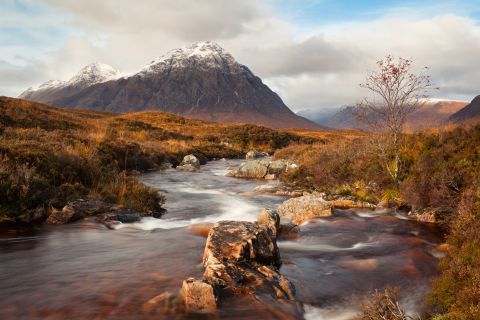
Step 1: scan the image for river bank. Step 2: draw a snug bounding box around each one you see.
[0,159,445,319]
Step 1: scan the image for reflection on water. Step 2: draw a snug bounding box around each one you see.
[0,160,443,319]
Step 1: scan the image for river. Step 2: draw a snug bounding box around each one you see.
[0,159,443,319]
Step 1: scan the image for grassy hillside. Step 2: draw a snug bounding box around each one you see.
[274,123,480,319]
[0,97,319,222]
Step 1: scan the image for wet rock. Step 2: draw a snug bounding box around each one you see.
[267,159,297,176]
[45,199,112,224]
[253,184,306,198]
[227,159,269,178]
[228,159,298,180]
[181,278,217,312]
[279,221,300,240]
[176,154,200,171]
[142,291,184,315]
[277,193,333,224]
[203,220,280,268]
[245,149,269,159]
[186,222,214,238]
[376,199,397,210]
[115,212,141,223]
[159,161,173,169]
[176,209,301,316]
[253,184,279,194]
[329,198,377,209]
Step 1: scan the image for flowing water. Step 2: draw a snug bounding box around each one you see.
[0,159,443,319]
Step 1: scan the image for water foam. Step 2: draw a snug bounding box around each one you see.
[278,240,380,252]
[114,191,261,231]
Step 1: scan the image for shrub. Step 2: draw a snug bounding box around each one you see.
[356,287,414,320]
[428,187,480,320]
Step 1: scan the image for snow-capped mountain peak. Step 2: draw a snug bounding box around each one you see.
[66,62,121,87]
[138,41,237,76]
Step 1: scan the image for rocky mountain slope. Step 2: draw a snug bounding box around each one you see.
[19,42,321,130]
[321,100,467,131]
[449,95,480,123]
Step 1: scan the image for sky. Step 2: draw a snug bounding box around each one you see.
[1,0,480,116]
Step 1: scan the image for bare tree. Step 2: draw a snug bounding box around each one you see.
[355,55,436,185]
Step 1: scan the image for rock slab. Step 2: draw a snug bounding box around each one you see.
[176,154,201,172]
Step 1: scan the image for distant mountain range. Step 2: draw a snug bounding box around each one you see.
[20,41,322,130]
[317,100,472,131]
[448,95,480,124]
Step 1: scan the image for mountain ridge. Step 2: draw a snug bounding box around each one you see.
[317,100,468,131]
[449,95,480,123]
[19,41,323,130]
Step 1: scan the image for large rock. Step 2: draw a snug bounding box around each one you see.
[45,199,113,224]
[227,159,297,180]
[227,159,270,178]
[181,278,216,312]
[203,210,281,268]
[45,199,162,225]
[245,149,269,159]
[268,159,297,176]
[176,209,301,316]
[176,154,200,172]
[277,193,333,224]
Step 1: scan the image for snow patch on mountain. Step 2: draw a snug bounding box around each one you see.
[67,62,122,87]
[20,62,121,98]
[137,41,238,76]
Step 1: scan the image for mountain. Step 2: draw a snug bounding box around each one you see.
[449,95,480,123]
[19,62,122,105]
[19,41,322,130]
[321,100,467,131]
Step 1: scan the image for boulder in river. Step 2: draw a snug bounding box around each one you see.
[277,193,333,224]
[267,159,297,176]
[181,278,217,312]
[227,159,297,179]
[176,154,200,172]
[177,209,302,316]
[227,159,270,178]
[245,149,269,159]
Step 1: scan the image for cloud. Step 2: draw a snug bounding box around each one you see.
[0,59,49,97]
[2,0,480,115]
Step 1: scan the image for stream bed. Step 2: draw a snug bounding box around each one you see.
[0,159,443,319]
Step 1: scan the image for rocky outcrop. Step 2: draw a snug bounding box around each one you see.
[176,154,200,172]
[45,199,113,224]
[227,159,297,179]
[277,193,333,224]
[276,192,376,224]
[44,199,162,226]
[253,184,306,197]
[173,209,302,316]
[245,149,269,159]
[227,159,269,178]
